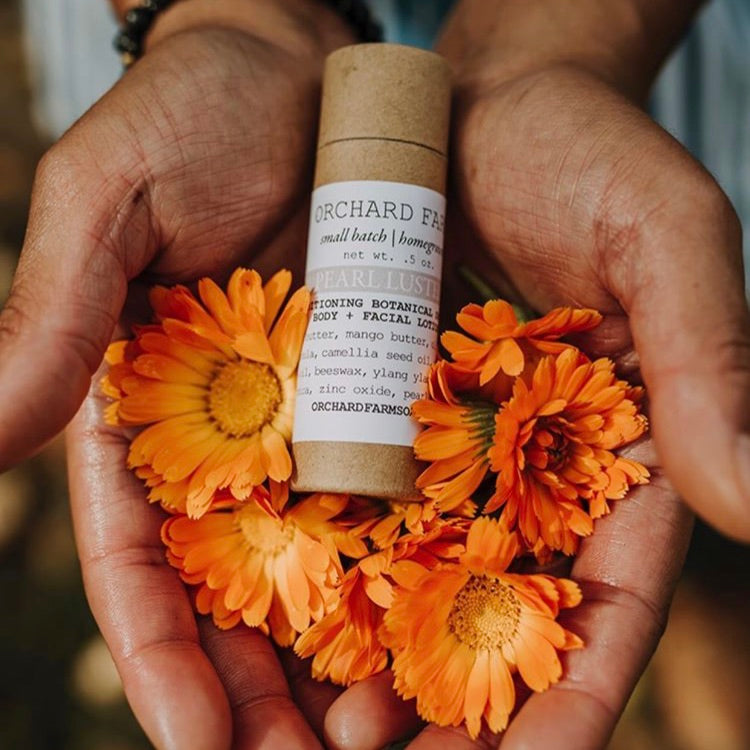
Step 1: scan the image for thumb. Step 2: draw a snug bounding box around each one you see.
[617,158,750,541]
[0,140,154,470]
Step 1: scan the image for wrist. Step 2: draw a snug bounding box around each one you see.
[116,0,356,62]
[438,0,704,101]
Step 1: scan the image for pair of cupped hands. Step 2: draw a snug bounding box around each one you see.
[2,0,749,748]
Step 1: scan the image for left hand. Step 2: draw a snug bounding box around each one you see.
[53,3,356,746]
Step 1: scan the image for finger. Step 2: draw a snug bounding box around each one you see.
[0,116,154,470]
[199,623,324,750]
[66,378,231,750]
[277,649,343,740]
[608,138,750,541]
[408,725,497,750]
[324,670,424,750]
[500,442,693,749]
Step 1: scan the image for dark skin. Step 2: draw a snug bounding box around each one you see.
[3,0,749,747]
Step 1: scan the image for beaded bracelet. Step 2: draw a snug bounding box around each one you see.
[114,0,384,69]
[114,0,173,68]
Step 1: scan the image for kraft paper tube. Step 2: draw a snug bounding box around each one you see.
[292,44,451,500]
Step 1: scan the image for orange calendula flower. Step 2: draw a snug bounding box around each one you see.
[442,300,602,385]
[348,497,457,551]
[161,486,343,647]
[488,348,649,554]
[364,499,440,549]
[380,517,582,739]
[296,516,468,686]
[294,563,389,686]
[413,362,495,511]
[102,268,309,518]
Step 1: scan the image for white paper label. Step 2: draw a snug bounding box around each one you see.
[293,180,445,446]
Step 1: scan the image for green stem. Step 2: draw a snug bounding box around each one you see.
[457,265,499,304]
[457,265,535,323]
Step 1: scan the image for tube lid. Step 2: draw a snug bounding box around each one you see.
[318,43,451,158]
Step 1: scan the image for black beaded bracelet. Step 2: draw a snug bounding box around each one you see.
[114,0,174,68]
[114,0,384,69]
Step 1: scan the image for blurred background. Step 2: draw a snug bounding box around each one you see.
[0,0,154,746]
[1,0,749,748]
[0,5,151,749]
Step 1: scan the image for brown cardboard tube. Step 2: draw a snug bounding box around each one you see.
[316,44,450,161]
[292,44,451,501]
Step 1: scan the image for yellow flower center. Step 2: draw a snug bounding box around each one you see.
[448,575,521,650]
[208,360,282,437]
[238,508,294,554]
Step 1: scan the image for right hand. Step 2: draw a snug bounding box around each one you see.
[1,2,354,747]
[323,2,750,748]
